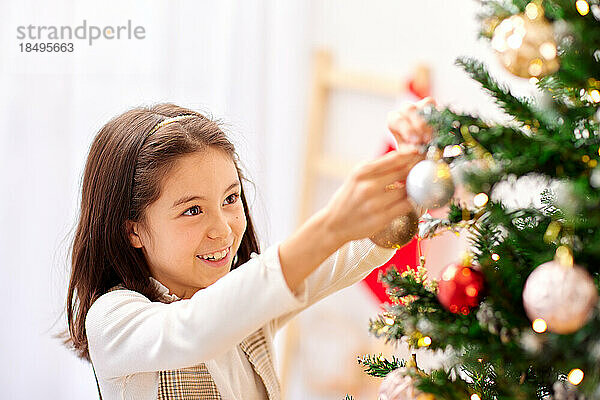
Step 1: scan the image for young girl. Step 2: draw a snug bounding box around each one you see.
[65,100,433,400]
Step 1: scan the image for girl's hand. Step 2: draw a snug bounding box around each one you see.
[321,148,424,245]
[278,105,433,293]
[386,96,436,151]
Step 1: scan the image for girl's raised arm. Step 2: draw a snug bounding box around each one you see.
[278,148,422,293]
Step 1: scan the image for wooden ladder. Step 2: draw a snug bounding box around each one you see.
[280,48,430,397]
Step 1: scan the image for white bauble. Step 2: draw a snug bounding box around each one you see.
[522,260,597,334]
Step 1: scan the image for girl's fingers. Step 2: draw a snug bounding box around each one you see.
[417,96,437,108]
[388,101,435,146]
[405,112,433,145]
[387,113,413,144]
[355,150,422,179]
[380,186,409,210]
[385,198,417,220]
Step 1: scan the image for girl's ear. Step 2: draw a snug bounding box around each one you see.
[126,220,144,248]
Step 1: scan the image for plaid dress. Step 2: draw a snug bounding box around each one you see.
[105,284,281,400]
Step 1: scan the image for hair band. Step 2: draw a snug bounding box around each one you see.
[148,114,195,135]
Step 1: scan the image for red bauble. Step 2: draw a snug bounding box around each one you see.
[437,262,485,315]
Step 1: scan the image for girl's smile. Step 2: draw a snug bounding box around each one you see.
[196,245,232,267]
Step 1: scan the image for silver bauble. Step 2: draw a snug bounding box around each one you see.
[522,260,597,334]
[406,160,455,209]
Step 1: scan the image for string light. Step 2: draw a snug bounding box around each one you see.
[568,368,584,385]
[528,59,544,76]
[525,2,541,19]
[590,89,600,103]
[443,144,462,157]
[576,0,590,15]
[539,42,557,60]
[384,317,395,326]
[473,193,489,207]
[491,253,500,261]
[418,336,432,347]
[532,318,548,333]
[471,395,482,400]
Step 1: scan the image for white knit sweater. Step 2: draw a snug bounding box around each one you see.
[85,238,396,400]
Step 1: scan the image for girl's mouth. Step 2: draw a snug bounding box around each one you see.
[196,246,231,268]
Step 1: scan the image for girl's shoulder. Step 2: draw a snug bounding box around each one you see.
[86,285,154,328]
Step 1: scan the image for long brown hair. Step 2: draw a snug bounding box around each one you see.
[65,103,260,361]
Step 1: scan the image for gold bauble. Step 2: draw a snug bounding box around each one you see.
[491,7,560,78]
[370,209,419,249]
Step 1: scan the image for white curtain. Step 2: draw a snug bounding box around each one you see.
[0,1,311,398]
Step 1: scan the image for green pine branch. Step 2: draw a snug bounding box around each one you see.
[356,354,406,378]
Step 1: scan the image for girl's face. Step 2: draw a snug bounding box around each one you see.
[127,147,248,299]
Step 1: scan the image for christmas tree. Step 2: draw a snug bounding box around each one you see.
[356,1,600,399]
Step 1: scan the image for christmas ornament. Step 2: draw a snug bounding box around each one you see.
[552,379,584,400]
[377,368,422,400]
[438,259,486,315]
[591,166,600,188]
[378,356,435,400]
[522,252,597,334]
[406,160,455,209]
[491,4,560,79]
[370,208,420,249]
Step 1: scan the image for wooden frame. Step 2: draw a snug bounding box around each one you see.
[280,48,430,398]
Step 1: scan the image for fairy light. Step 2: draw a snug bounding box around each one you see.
[568,368,584,385]
[473,193,489,207]
[525,2,540,19]
[576,0,590,15]
[491,253,500,261]
[529,77,539,85]
[590,89,600,103]
[418,336,432,347]
[528,59,544,77]
[465,285,479,297]
[384,317,395,326]
[471,394,482,400]
[539,42,557,60]
[443,144,463,157]
[532,318,548,333]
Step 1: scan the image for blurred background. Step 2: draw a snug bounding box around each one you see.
[0,0,540,398]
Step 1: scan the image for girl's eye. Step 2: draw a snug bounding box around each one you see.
[182,205,202,216]
[225,192,240,205]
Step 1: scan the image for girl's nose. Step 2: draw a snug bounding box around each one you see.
[206,211,233,239]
